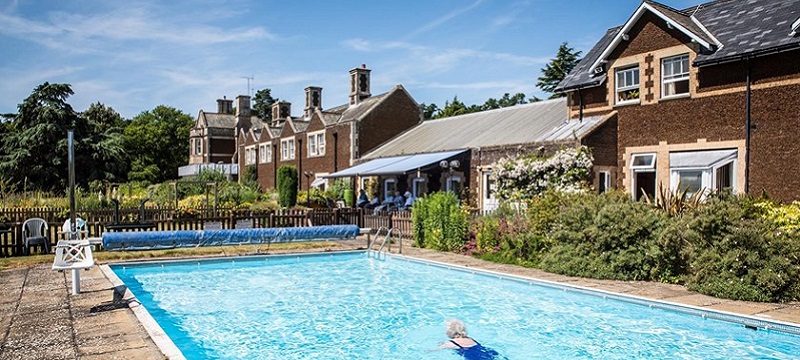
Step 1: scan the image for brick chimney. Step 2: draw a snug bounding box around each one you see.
[235,95,252,131]
[217,96,233,114]
[271,101,292,126]
[349,64,371,106]
[304,86,322,119]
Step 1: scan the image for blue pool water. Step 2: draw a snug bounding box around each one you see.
[111,252,800,359]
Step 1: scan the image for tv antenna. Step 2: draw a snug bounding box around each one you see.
[241,75,254,96]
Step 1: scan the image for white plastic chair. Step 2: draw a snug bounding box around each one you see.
[22,218,49,255]
[61,217,87,240]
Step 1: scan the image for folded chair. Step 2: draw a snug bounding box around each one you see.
[22,218,50,255]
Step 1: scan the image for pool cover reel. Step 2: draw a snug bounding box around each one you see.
[101,225,361,251]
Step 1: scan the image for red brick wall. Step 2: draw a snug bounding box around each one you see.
[358,88,421,155]
[582,115,618,167]
[698,50,800,93]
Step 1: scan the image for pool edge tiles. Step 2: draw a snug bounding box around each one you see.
[390,254,800,336]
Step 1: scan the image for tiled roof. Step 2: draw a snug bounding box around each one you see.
[690,0,800,65]
[361,98,570,160]
[201,112,236,128]
[557,0,800,90]
[555,27,618,91]
[317,89,395,126]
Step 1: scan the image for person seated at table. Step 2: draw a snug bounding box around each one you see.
[401,191,415,210]
[392,191,405,209]
[374,193,395,212]
[356,189,369,208]
[365,196,380,210]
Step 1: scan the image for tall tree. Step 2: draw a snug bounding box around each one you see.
[432,96,475,119]
[0,83,80,192]
[536,42,582,98]
[482,93,529,110]
[123,106,193,184]
[81,103,128,183]
[252,88,277,121]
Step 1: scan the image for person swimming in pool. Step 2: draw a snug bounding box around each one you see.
[441,319,504,360]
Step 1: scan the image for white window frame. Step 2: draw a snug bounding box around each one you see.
[281,138,295,161]
[446,175,462,194]
[598,171,611,193]
[630,153,656,171]
[194,138,202,155]
[669,159,737,197]
[384,178,397,199]
[259,143,271,164]
[307,131,325,157]
[244,145,256,165]
[661,54,690,99]
[615,66,640,105]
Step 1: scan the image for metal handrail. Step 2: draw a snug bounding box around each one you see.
[368,227,402,259]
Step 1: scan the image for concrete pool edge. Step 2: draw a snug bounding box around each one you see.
[100,264,187,360]
[388,253,800,336]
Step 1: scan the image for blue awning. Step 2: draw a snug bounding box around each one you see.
[324,149,467,178]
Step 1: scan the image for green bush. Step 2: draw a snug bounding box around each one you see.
[538,192,670,281]
[277,166,298,208]
[673,194,800,302]
[412,192,468,251]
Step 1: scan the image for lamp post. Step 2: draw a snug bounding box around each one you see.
[303,171,313,207]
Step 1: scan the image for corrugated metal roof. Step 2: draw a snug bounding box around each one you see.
[537,115,608,142]
[362,98,568,160]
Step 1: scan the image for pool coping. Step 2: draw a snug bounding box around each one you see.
[388,253,800,336]
[102,249,800,359]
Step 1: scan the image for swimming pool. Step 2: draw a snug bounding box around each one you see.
[109,252,800,359]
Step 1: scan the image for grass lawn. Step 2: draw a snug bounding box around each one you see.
[0,241,349,270]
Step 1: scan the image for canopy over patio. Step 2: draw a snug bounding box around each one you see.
[324,150,466,178]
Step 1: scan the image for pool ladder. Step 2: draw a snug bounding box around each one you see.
[368,226,402,259]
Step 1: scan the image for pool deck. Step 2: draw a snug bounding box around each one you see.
[1,238,799,359]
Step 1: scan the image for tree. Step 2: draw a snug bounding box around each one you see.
[277,165,298,208]
[419,103,439,120]
[81,103,128,183]
[482,93,528,110]
[123,106,194,184]
[432,96,478,119]
[536,42,582,98]
[252,88,277,121]
[0,83,78,192]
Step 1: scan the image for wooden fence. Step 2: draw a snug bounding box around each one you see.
[0,207,406,257]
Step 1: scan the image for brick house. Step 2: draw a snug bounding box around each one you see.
[237,65,423,191]
[327,98,617,212]
[555,0,800,202]
[180,96,261,180]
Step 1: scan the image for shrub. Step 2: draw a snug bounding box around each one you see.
[412,192,468,251]
[277,166,298,208]
[538,192,670,281]
[493,146,593,201]
[674,194,800,302]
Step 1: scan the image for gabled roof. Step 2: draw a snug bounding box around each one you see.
[587,1,718,75]
[195,110,263,132]
[316,85,414,126]
[361,98,572,160]
[557,0,800,91]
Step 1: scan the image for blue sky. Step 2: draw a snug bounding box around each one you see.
[0,0,701,119]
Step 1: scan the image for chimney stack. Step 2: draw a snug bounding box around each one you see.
[271,101,292,126]
[217,96,233,114]
[349,64,371,106]
[304,86,322,119]
[235,95,252,131]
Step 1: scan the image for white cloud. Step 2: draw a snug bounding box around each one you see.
[404,0,485,40]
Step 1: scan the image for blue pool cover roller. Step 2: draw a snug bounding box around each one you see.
[102,225,361,251]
